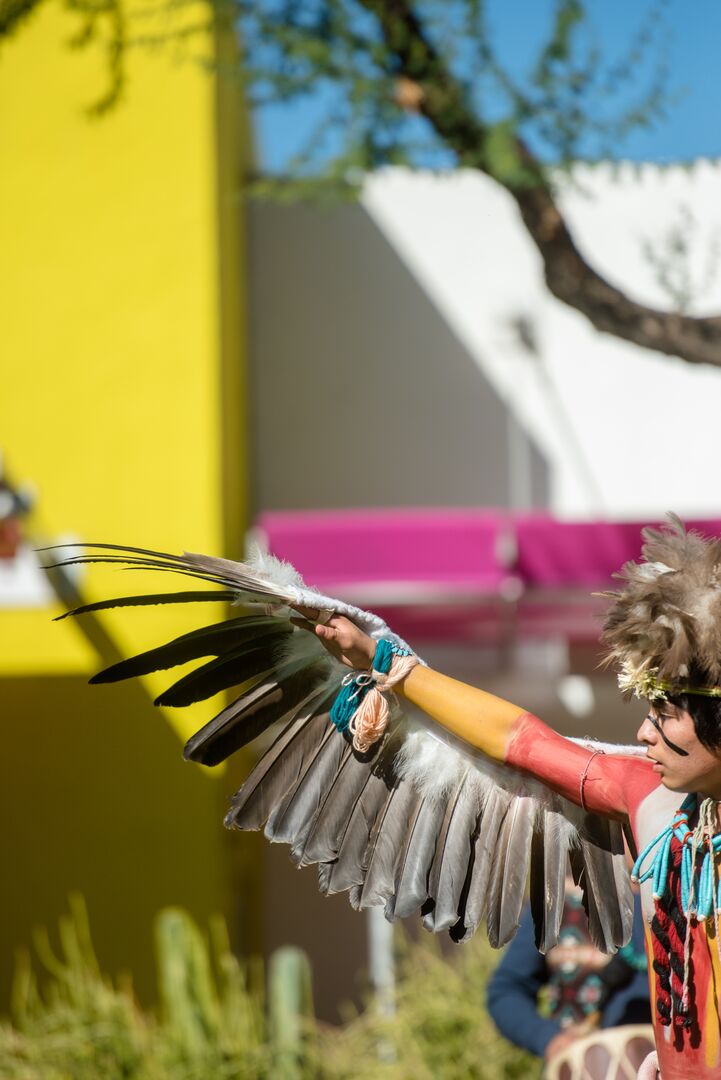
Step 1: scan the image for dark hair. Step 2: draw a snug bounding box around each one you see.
[667,664,721,752]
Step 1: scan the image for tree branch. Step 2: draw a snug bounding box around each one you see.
[361,0,721,369]
[0,0,42,36]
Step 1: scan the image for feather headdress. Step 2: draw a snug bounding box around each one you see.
[602,514,721,699]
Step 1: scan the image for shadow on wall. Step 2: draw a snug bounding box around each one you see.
[249,202,549,512]
[262,835,370,1025]
[0,675,256,1010]
[1,672,401,1026]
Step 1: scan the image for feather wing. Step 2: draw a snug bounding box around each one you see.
[54,589,236,620]
[224,695,333,833]
[352,778,422,910]
[50,542,636,953]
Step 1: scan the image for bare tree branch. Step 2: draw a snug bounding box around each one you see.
[361,0,721,369]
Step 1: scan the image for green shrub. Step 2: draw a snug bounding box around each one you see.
[0,897,536,1079]
[318,931,538,1080]
[1,896,270,1080]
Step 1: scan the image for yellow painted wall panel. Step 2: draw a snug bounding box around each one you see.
[0,0,252,1006]
[0,604,97,674]
[0,2,244,740]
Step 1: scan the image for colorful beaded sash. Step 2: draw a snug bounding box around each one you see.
[631,794,721,1031]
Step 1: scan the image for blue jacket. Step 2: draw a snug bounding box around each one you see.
[486,894,650,1057]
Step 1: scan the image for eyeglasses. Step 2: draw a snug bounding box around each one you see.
[644,712,688,757]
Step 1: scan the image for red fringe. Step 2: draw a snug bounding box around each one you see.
[651,836,693,1029]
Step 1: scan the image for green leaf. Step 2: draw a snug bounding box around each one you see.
[483,119,522,183]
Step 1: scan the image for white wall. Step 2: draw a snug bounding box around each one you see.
[249,201,548,512]
[363,163,721,520]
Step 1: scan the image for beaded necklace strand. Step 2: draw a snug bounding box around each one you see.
[632,794,721,920]
[632,793,721,1018]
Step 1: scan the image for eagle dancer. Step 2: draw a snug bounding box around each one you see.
[52,516,721,1079]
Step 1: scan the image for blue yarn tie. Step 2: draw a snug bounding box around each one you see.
[330,639,410,734]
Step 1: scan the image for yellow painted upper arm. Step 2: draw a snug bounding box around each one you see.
[396,665,526,762]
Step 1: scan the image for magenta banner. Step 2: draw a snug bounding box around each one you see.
[257,510,721,643]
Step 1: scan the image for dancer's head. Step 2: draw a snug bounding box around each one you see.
[602,516,721,794]
[636,694,721,795]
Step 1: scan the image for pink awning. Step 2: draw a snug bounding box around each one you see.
[256,510,721,644]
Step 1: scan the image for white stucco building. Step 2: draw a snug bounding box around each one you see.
[250,161,721,521]
[362,163,721,519]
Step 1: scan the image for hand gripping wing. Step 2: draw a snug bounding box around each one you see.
[49,542,636,953]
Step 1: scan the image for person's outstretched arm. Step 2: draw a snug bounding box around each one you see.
[303,614,654,820]
[396,665,639,816]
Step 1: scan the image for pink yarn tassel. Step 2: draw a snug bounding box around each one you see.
[349,653,418,754]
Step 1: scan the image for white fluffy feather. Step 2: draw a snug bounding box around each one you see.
[393,723,641,856]
[245,541,307,592]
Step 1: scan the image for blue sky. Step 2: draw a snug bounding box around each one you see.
[255,0,721,173]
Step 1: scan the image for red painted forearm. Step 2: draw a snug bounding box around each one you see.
[506,713,656,820]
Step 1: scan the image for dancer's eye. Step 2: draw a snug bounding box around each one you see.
[646,711,689,756]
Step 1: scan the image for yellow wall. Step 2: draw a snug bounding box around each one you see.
[0,0,251,1004]
[0,1,245,697]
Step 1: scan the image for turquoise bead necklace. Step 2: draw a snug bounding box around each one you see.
[632,794,721,921]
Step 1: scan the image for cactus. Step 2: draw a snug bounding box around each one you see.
[268,946,315,1079]
[0,899,277,1079]
[0,899,533,1079]
[155,907,221,1058]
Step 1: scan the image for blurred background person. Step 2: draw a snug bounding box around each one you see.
[488,883,651,1075]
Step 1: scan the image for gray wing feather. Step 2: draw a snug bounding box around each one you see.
[384,795,446,921]
[319,768,394,897]
[422,780,480,933]
[570,813,633,952]
[264,712,344,849]
[226,695,334,832]
[529,808,569,953]
[485,795,536,948]
[183,654,329,766]
[451,787,511,943]
[352,781,422,910]
[298,746,373,867]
